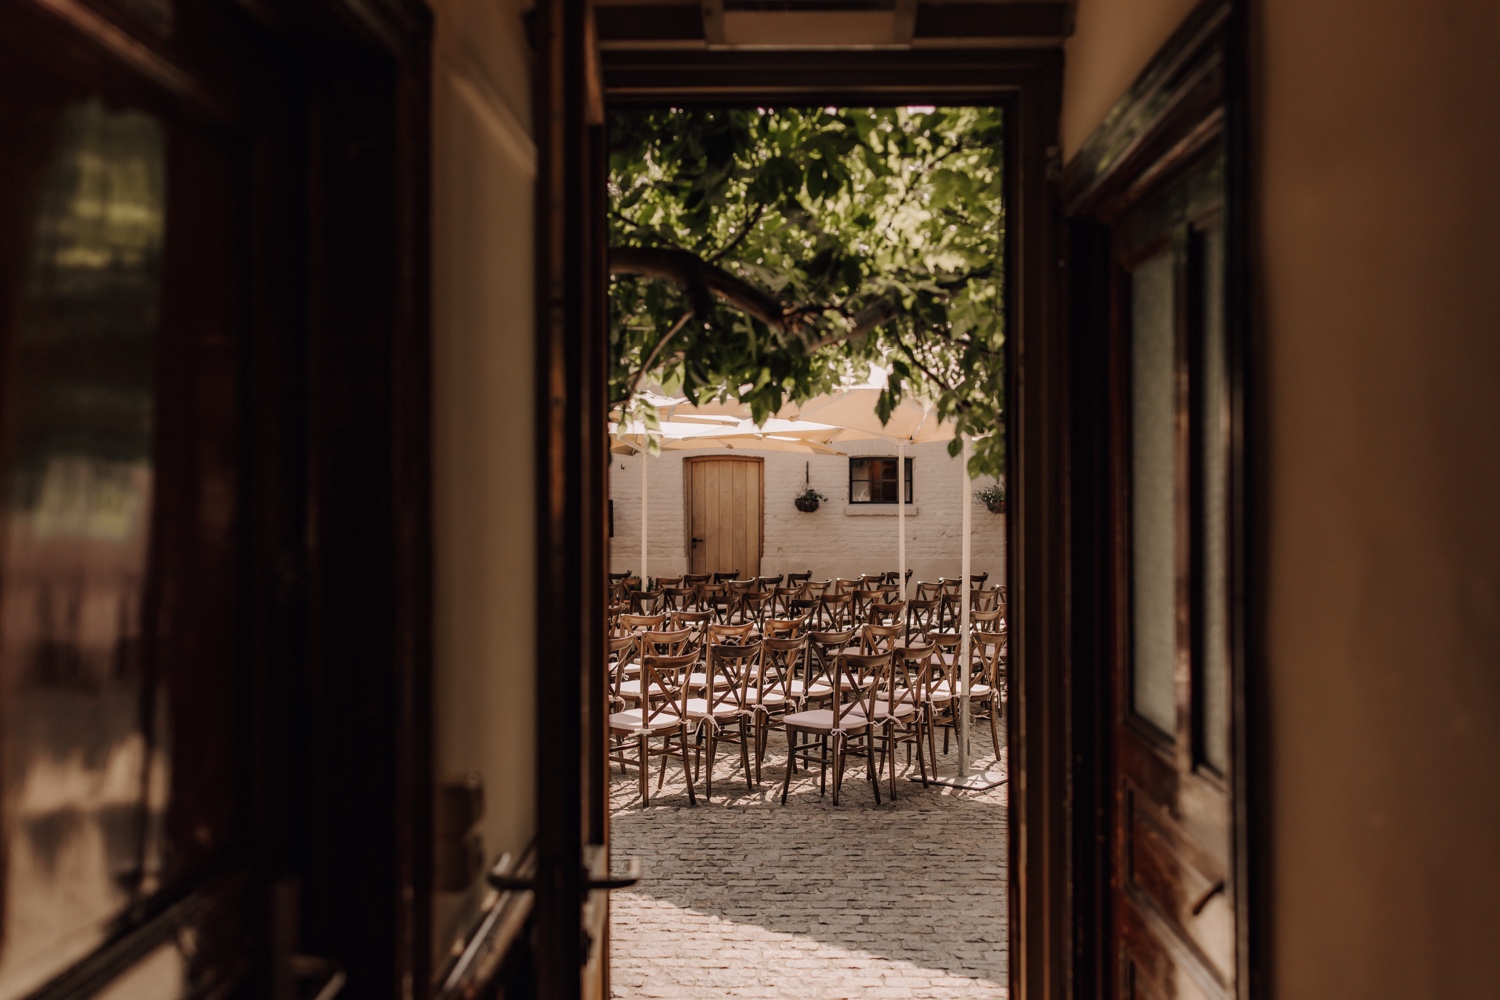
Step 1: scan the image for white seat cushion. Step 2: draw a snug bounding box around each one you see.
[608,709,683,733]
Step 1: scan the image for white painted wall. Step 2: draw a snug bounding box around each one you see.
[429,0,536,960]
[609,438,1007,593]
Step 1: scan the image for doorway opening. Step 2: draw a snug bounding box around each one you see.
[603,103,1011,998]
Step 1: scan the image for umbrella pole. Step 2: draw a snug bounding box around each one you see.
[898,439,907,603]
[641,450,648,587]
[959,435,972,780]
[917,433,1002,791]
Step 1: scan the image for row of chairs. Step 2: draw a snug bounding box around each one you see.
[606,615,1007,806]
[610,577,1007,640]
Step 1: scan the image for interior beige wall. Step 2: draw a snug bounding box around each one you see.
[1258,1,1500,996]
[429,0,537,957]
[1060,0,1201,159]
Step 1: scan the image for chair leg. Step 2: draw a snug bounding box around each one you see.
[638,734,649,805]
[916,717,930,787]
[780,728,796,805]
[831,738,842,806]
[705,728,717,802]
[822,734,834,797]
[887,727,899,801]
[739,717,753,790]
[989,699,1001,759]
[680,728,697,806]
[868,733,881,806]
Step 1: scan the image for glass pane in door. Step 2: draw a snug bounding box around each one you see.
[1198,223,1229,772]
[1130,249,1177,735]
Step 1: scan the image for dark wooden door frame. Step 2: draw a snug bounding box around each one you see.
[1061,2,1263,998]
[596,47,1073,1000]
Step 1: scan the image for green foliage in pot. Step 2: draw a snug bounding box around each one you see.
[972,482,1007,513]
[794,485,828,512]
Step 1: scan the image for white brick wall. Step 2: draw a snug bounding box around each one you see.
[608,439,1007,593]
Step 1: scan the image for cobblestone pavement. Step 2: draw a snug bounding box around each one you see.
[609,725,1009,999]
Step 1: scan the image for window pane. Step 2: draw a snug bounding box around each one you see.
[851,480,872,502]
[1131,249,1178,735]
[1199,224,1229,771]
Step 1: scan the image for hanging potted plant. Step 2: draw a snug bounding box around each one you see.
[973,482,1007,514]
[794,485,828,513]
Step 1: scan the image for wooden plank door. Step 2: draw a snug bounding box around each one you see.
[685,457,763,579]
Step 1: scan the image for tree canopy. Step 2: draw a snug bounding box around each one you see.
[608,105,1007,477]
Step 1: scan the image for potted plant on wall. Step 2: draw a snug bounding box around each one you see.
[973,482,1007,514]
[794,485,828,513]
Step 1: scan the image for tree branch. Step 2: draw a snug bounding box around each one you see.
[611,246,793,330]
[707,201,768,265]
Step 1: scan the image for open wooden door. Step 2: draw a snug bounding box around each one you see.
[0,3,432,997]
[1065,4,1253,1000]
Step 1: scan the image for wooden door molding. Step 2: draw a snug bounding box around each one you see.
[683,456,765,579]
[1062,2,1260,998]
[599,51,1070,1000]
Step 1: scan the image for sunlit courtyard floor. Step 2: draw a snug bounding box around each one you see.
[609,725,1009,999]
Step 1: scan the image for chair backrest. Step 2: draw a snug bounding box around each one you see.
[758,635,807,704]
[819,592,854,628]
[832,578,860,594]
[620,612,666,632]
[713,570,742,584]
[636,628,693,661]
[870,600,906,628]
[971,629,1009,689]
[969,607,1003,631]
[969,573,989,589]
[704,640,762,713]
[915,580,943,601]
[632,590,665,615]
[707,621,756,646]
[807,626,859,684]
[639,650,698,725]
[970,588,1000,612]
[859,573,887,589]
[850,587,882,622]
[756,574,783,588]
[860,622,903,655]
[889,642,938,711]
[663,585,700,611]
[938,577,962,594]
[785,571,812,586]
[683,572,711,585]
[670,610,713,650]
[763,616,808,638]
[832,651,889,729]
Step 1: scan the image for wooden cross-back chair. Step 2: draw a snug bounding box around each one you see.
[779,647,887,806]
[969,573,989,590]
[869,641,935,797]
[662,585,701,613]
[963,629,1008,758]
[619,612,666,634]
[685,640,763,801]
[749,635,805,783]
[608,649,698,806]
[763,615,808,639]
